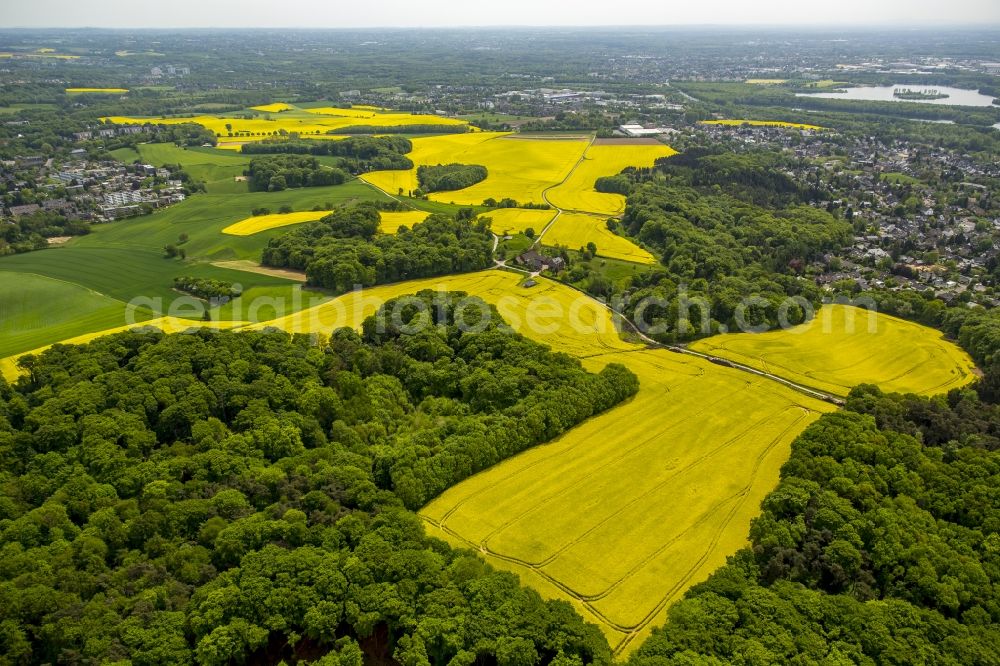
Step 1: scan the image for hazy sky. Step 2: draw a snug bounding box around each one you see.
[5,0,1000,28]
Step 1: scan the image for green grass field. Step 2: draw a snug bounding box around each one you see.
[0,103,57,115]
[109,146,141,163]
[0,272,155,358]
[0,247,294,312]
[0,179,389,359]
[562,251,655,286]
[689,304,978,396]
[72,180,387,260]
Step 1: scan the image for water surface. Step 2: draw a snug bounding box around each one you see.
[797,85,997,107]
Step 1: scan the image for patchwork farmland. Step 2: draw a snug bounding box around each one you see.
[104,103,470,149]
[546,141,677,216]
[1,96,986,662]
[225,269,969,654]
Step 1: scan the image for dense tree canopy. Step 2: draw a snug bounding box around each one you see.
[241,136,413,174]
[247,155,348,192]
[173,276,242,302]
[618,182,850,341]
[0,291,638,665]
[416,164,488,193]
[262,206,495,292]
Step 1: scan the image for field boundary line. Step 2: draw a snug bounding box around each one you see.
[536,134,596,244]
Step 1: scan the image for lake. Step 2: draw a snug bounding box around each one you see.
[797,85,997,107]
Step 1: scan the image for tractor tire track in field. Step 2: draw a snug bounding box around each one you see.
[426,399,817,649]
[431,351,710,527]
[585,407,810,602]
[480,401,803,578]
[609,407,813,656]
[422,405,813,652]
[474,381,760,564]
[433,375,699,526]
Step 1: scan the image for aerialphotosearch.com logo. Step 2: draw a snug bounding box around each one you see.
[123,283,881,339]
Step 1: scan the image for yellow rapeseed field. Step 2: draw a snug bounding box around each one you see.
[745,79,788,85]
[250,102,295,113]
[362,133,589,206]
[222,211,328,236]
[699,119,827,131]
[222,210,431,236]
[377,210,431,233]
[361,132,498,194]
[546,142,677,217]
[689,304,978,397]
[302,106,388,118]
[478,208,556,236]
[103,108,472,148]
[543,212,656,264]
[66,88,129,94]
[254,270,633,356]
[423,347,834,654]
[1,52,79,60]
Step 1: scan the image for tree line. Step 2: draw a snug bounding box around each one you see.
[241,136,414,173]
[173,276,242,302]
[0,293,638,664]
[261,206,495,293]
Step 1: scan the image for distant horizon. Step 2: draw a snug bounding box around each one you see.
[5,0,1000,30]
[4,23,1000,31]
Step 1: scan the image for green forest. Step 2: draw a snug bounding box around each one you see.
[247,155,348,192]
[241,137,414,174]
[416,165,488,194]
[557,151,853,341]
[172,276,242,302]
[0,211,91,256]
[261,207,495,292]
[0,293,638,665]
